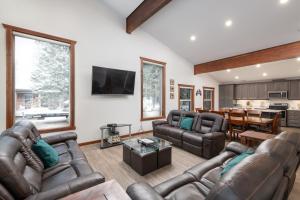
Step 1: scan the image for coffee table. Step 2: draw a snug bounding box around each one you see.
[240,130,275,147]
[123,137,172,175]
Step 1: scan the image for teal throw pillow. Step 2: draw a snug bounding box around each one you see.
[32,139,59,168]
[180,117,194,131]
[220,149,254,176]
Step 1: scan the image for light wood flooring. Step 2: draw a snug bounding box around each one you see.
[81,130,300,199]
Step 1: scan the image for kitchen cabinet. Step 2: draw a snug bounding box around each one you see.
[267,81,289,92]
[289,80,300,100]
[287,110,300,127]
[256,82,268,99]
[247,83,257,100]
[219,84,235,108]
[234,84,243,100]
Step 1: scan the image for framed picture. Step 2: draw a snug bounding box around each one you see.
[170,79,174,85]
[170,93,174,99]
[170,85,174,93]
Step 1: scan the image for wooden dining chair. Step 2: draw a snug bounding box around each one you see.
[195,108,209,113]
[228,110,247,141]
[259,113,281,134]
[246,110,262,131]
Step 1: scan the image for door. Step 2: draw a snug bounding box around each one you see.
[203,87,215,110]
[178,84,194,111]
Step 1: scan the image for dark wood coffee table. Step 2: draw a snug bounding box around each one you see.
[240,130,275,147]
[61,180,130,200]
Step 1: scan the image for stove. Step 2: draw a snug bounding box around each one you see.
[266,103,288,127]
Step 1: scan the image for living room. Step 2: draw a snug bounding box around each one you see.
[0,0,300,199]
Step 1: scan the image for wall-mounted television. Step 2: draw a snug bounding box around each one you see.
[92,66,136,95]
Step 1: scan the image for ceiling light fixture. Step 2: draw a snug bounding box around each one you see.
[297,57,300,62]
[235,76,239,79]
[225,20,233,27]
[263,73,268,77]
[226,69,231,72]
[190,35,196,41]
[256,64,261,68]
[279,0,289,5]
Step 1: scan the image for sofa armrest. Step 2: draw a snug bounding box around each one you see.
[25,172,104,200]
[225,142,254,154]
[201,132,225,159]
[43,132,77,145]
[127,183,164,200]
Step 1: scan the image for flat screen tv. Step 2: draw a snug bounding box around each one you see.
[92,66,136,95]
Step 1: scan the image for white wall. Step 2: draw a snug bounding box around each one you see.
[0,0,219,143]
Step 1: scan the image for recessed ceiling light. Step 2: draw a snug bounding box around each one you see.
[256,64,261,68]
[279,0,289,5]
[225,20,233,27]
[190,35,196,41]
[263,72,268,77]
[297,57,300,61]
[235,76,239,79]
[226,69,231,72]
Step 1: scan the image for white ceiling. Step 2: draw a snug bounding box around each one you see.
[102,0,300,65]
[208,58,300,84]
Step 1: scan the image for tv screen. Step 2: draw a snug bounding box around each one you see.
[92,66,136,95]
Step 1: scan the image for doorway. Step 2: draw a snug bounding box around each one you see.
[178,84,195,111]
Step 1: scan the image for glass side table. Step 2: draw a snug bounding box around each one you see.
[99,124,132,149]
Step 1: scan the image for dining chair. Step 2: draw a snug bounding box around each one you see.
[195,108,209,113]
[259,113,281,134]
[246,110,262,131]
[210,110,226,118]
[228,110,247,141]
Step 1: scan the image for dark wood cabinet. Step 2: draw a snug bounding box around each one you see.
[256,82,268,99]
[267,81,289,91]
[287,110,300,127]
[248,83,257,100]
[289,80,300,100]
[234,84,243,100]
[219,84,235,108]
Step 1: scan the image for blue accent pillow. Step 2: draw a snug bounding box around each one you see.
[180,117,194,131]
[220,149,254,176]
[32,139,59,168]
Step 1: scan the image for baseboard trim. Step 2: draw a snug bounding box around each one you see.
[79,130,153,146]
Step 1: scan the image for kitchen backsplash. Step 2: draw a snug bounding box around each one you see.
[237,100,300,110]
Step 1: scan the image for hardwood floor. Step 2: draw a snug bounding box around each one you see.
[81,130,300,199]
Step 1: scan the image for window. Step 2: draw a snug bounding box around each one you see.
[141,57,166,121]
[203,87,215,110]
[4,24,76,132]
[178,84,194,111]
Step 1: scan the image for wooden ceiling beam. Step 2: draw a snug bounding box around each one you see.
[126,0,172,34]
[194,41,300,74]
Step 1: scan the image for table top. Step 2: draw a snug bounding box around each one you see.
[240,130,275,140]
[229,116,273,125]
[60,180,130,200]
[100,124,132,130]
[123,136,171,155]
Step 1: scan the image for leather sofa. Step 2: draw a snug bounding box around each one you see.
[127,131,300,200]
[0,120,105,200]
[153,110,227,158]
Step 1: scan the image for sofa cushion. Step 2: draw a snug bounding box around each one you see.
[164,183,206,200]
[275,131,300,153]
[182,131,203,146]
[167,110,182,127]
[155,125,184,140]
[180,117,194,131]
[32,139,59,168]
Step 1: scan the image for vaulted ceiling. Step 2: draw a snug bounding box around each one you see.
[103,0,300,65]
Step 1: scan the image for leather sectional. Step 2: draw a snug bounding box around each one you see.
[153,110,227,158]
[0,120,105,200]
[127,131,300,200]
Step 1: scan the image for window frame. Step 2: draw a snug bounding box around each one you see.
[140,57,166,121]
[203,87,215,110]
[178,84,195,111]
[3,24,76,133]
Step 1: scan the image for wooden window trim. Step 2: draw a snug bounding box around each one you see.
[178,84,195,111]
[3,24,76,133]
[203,87,215,110]
[140,57,166,121]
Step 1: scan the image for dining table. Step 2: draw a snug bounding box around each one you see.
[228,116,274,126]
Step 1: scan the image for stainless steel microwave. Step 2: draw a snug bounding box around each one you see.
[268,91,288,99]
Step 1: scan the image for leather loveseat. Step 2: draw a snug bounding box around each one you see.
[0,120,105,200]
[127,131,300,200]
[153,110,227,158]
